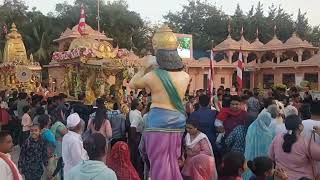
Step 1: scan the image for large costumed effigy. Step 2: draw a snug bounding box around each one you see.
[0,23,42,92]
[129,25,190,180]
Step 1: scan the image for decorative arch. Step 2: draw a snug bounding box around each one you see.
[280,50,298,62]
[261,52,276,63]
[247,52,258,63]
[63,42,71,51]
[232,51,244,63]
[214,52,227,62]
[302,50,312,61]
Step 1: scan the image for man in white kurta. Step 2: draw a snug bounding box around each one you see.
[62,113,88,177]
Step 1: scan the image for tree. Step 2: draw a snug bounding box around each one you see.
[164,0,228,54]
[296,9,310,39]
[231,4,245,40]
[54,0,150,55]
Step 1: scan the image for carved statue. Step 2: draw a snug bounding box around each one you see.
[129,25,190,180]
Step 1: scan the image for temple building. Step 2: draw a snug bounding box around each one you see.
[185,30,320,93]
[0,23,41,92]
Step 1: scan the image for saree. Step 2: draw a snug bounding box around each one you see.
[107,141,140,180]
[182,132,217,180]
[243,111,274,180]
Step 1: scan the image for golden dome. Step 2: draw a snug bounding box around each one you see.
[54,23,112,42]
[3,23,28,64]
[69,35,100,50]
[152,25,178,51]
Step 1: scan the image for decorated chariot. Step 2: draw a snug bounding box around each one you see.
[0,23,42,92]
[46,23,141,104]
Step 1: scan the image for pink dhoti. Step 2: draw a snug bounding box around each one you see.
[144,132,183,180]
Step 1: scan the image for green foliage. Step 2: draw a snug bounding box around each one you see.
[0,0,152,64]
[164,1,320,50]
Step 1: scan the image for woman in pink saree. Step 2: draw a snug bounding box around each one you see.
[181,119,217,180]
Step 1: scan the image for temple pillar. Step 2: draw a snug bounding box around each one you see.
[297,49,303,63]
[276,51,281,64]
[227,51,233,64]
[257,52,262,64]
[243,52,248,64]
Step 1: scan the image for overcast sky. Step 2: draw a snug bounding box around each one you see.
[9,0,320,26]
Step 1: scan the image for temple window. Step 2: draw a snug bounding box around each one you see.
[221,77,225,84]
[261,52,276,63]
[214,52,227,62]
[282,73,295,88]
[263,74,274,89]
[304,73,318,90]
[232,52,244,63]
[63,42,71,51]
[302,50,312,61]
[247,53,258,63]
[280,51,298,62]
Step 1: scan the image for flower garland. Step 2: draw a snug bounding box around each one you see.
[52,48,96,62]
[52,47,132,62]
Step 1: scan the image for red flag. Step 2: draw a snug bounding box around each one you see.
[78,4,86,35]
[237,50,243,94]
[207,50,215,95]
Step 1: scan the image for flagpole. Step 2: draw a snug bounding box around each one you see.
[97,0,101,42]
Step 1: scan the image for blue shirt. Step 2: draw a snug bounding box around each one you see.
[189,107,218,146]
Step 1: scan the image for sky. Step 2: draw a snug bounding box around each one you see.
[10,0,320,26]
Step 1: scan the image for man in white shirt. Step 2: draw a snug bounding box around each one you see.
[128,99,144,176]
[62,113,88,177]
[0,131,22,180]
[300,103,320,176]
[129,106,144,133]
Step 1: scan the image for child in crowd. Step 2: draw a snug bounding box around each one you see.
[247,156,290,180]
[247,157,274,180]
[218,152,246,180]
[38,114,56,151]
[18,124,49,180]
[21,105,32,145]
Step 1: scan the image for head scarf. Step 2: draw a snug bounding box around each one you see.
[216,108,244,121]
[107,141,140,180]
[243,111,275,179]
[284,105,298,118]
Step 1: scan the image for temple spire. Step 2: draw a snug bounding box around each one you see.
[256,28,259,39]
[273,24,277,38]
[227,18,231,36]
[240,26,244,37]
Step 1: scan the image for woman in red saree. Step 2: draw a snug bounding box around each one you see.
[107,141,140,180]
[215,95,248,136]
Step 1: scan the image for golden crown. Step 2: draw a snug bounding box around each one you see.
[152,25,178,51]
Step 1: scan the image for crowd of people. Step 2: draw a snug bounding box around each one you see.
[0,85,319,180]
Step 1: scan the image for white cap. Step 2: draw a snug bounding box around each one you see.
[67,113,81,128]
